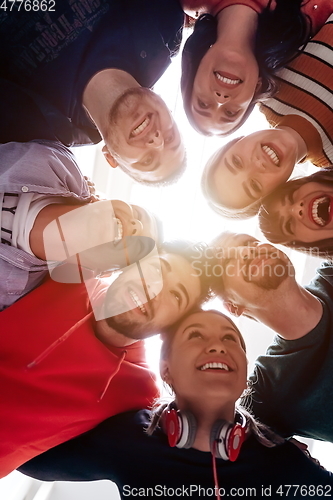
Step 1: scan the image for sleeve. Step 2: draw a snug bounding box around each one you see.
[0,141,90,201]
[18,415,128,483]
[18,411,149,483]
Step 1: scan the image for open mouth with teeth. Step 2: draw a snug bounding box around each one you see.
[199,362,230,372]
[262,144,280,166]
[214,72,242,87]
[130,114,152,138]
[309,195,333,227]
[129,289,148,316]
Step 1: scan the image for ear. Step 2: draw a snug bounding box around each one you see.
[160,360,172,386]
[102,145,118,169]
[223,301,245,317]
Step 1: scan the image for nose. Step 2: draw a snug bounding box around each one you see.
[147,129,164,149]
[206,341,226,354]
[215,91,230,104]
[130,219,143,236]
[289,201,304,219]
[253,156,266,173]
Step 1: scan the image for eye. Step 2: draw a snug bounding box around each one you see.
[244,239,259,247]
[149,263,161,276]
[224,108,238,118]
[188,330,203,340]
[223,333,237,342]
[232,155,242,169]
[164,130,175,145]
[285,217,294,236]
[198,99,209,109]
[142,155,153,166]
[250,179,261,194]
[170,290,182,308]
[287,190,294,204]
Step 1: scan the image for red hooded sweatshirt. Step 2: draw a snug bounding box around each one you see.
[0,278,159,477]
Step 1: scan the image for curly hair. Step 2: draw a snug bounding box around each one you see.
[259,167,333,258]
[181,0,308,136]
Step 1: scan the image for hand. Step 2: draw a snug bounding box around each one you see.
[84,176,103,203]
[289,438,325,470]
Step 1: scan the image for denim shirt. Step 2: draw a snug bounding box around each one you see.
[0,140,90,310]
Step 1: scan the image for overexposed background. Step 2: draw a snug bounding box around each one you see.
[2,29,332,500]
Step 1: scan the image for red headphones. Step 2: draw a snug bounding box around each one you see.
[162,403,247,462]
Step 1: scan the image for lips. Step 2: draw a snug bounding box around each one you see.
[129,113,152,139]
[214,71,242,89]
[199,361,230,372]
[309,195,333,227]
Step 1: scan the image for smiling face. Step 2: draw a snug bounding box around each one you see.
[111,200,160,243]
[218,237,295,313]
[191,43,260,135]
[103,253,201,340]
[162,311,247,415]
[267,182,333,244]
[207,130,298,210]
[105,88,185,183]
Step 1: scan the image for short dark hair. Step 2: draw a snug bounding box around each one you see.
[161,240,219,308]
[201,137,262,219]
[259,167,333,258]
[181,2,308,136]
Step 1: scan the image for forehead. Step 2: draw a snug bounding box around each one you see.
[177,311,238,333]
[216,233,258,250]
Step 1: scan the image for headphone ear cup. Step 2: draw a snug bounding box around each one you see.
[210,419,231,460]
[210,417,246,462]
[163,408,197,449]
[164,408,181,447]
[176,410,197,449]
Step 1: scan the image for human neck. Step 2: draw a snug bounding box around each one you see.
[216,5,258,53]
[280,126,308,162]
[250,284,323,340]
[82,69,141,137]
[94,318,137,348]
[178,400,235,452]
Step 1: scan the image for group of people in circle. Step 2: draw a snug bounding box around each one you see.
[1,0,333,498]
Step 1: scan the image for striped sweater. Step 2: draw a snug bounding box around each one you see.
[259,13,333,168]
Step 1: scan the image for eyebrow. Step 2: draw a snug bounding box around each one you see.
[242,181,257,201]
[193,106,236,124]
[182,322,239,335]
[183,322,203,333]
